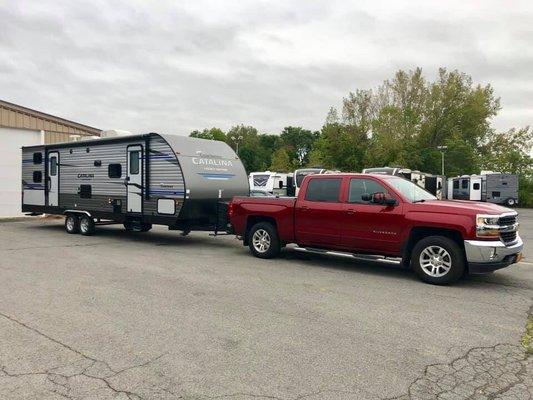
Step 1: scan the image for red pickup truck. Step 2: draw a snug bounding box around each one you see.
[228,173,523,284]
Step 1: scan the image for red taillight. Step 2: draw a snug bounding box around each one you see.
[228,202,234,218]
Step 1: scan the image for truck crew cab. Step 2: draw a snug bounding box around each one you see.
[228,173,523,285]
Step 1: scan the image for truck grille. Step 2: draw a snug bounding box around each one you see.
[498,214,518,244]
[498,215,517,226]
[500,231,517,244]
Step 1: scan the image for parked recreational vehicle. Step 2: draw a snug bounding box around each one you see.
[293,168,339,195]
[424,175,445,199]
[362,167,412,179]
[447,173,518,206]
[248,171,293,196]
[363,167,446,199]
[22,133,249,235]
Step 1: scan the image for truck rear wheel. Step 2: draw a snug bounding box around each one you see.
[248,222,280,259]
[411,236,465,285]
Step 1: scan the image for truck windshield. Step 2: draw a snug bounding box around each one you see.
[386,177,437,203]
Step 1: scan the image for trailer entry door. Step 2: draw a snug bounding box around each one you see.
[127,145,143,213]
[48,151,59,207]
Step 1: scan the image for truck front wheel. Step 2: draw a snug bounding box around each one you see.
[411,236,465,285]
[248,222,281,259]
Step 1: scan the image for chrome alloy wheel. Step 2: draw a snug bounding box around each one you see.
[252,229,271,253]
[419,245,452,277]
[80,217,90,233]
[66,216,76,231]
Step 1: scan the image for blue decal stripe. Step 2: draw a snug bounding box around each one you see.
[198,173,235,178]
[149,190,185,195]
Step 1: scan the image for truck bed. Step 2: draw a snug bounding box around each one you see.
[229,196,296,242]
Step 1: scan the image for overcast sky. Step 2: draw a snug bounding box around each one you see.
[0,0,531,135]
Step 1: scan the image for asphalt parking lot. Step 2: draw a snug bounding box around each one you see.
[0,210,532,400]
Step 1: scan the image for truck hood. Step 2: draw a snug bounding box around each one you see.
[410,200,513,216]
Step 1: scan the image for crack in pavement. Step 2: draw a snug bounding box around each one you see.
[386,303,533,400]
[0,242,107,252]
[0,311,168,400]
[2,303,532,400]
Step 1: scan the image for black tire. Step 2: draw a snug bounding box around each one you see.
[411,236,465,285]
[124,221,134,231]
[139,223,152,232]
[79,215,95,236]
[505,198,516,207]
[65,215,79,234]
[248,222,281,259]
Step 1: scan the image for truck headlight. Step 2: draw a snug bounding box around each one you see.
[476,214,500,238]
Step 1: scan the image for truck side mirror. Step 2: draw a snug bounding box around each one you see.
[361,193,372,202]
[372,192,397,206]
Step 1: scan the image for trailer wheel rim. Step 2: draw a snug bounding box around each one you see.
[80,218,89,233]
[252,229,271,253]
[419,245,452,278]
[66,217,75,231]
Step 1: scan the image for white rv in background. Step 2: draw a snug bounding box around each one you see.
[447,173,518,206]
[362,167,446,199]
[248,171,293,196]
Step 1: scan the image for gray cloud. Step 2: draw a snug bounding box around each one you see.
[0,0,531,135]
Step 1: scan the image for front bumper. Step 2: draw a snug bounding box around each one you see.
[464,235,523,274]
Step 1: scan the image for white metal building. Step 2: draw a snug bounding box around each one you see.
[0,100,101,217]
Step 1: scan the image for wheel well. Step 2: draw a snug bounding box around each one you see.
[403,227,464,267]
[244,216,278,245]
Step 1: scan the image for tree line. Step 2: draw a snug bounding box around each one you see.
[190,68,532,206]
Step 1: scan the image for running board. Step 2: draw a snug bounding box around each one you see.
[293,247,402,265]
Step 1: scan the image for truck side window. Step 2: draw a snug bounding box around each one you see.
[305,178,341,202]
[349,179,388,204]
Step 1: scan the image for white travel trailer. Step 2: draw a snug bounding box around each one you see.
[22,133,249,235]
[293,168,335,195]
[248,171,293,196]
[447,173,518,206]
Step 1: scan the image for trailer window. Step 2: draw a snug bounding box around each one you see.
[33,152,42,164]
[79,185,92,199]
[473,183,480,190]
[492,191,501,198]
[50,156,57,176]
[453,180,459,189]
[33,171,42,183]
[130,151,140,174]
[305,178,341,202]
[461,180,468,189]
[108,164,122,178]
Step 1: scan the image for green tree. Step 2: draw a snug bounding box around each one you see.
[480,127,532,177]
[226,125,265,172]
[189,127,226,141]
[269,148,292,172]
[279,126,318,168]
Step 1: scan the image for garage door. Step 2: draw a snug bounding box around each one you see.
[0,128,42,217]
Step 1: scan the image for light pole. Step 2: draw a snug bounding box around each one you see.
[437,145,447,175]
[234,135,243,155]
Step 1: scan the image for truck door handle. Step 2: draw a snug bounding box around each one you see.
[300,206,308,211]
[347,208,356,214]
